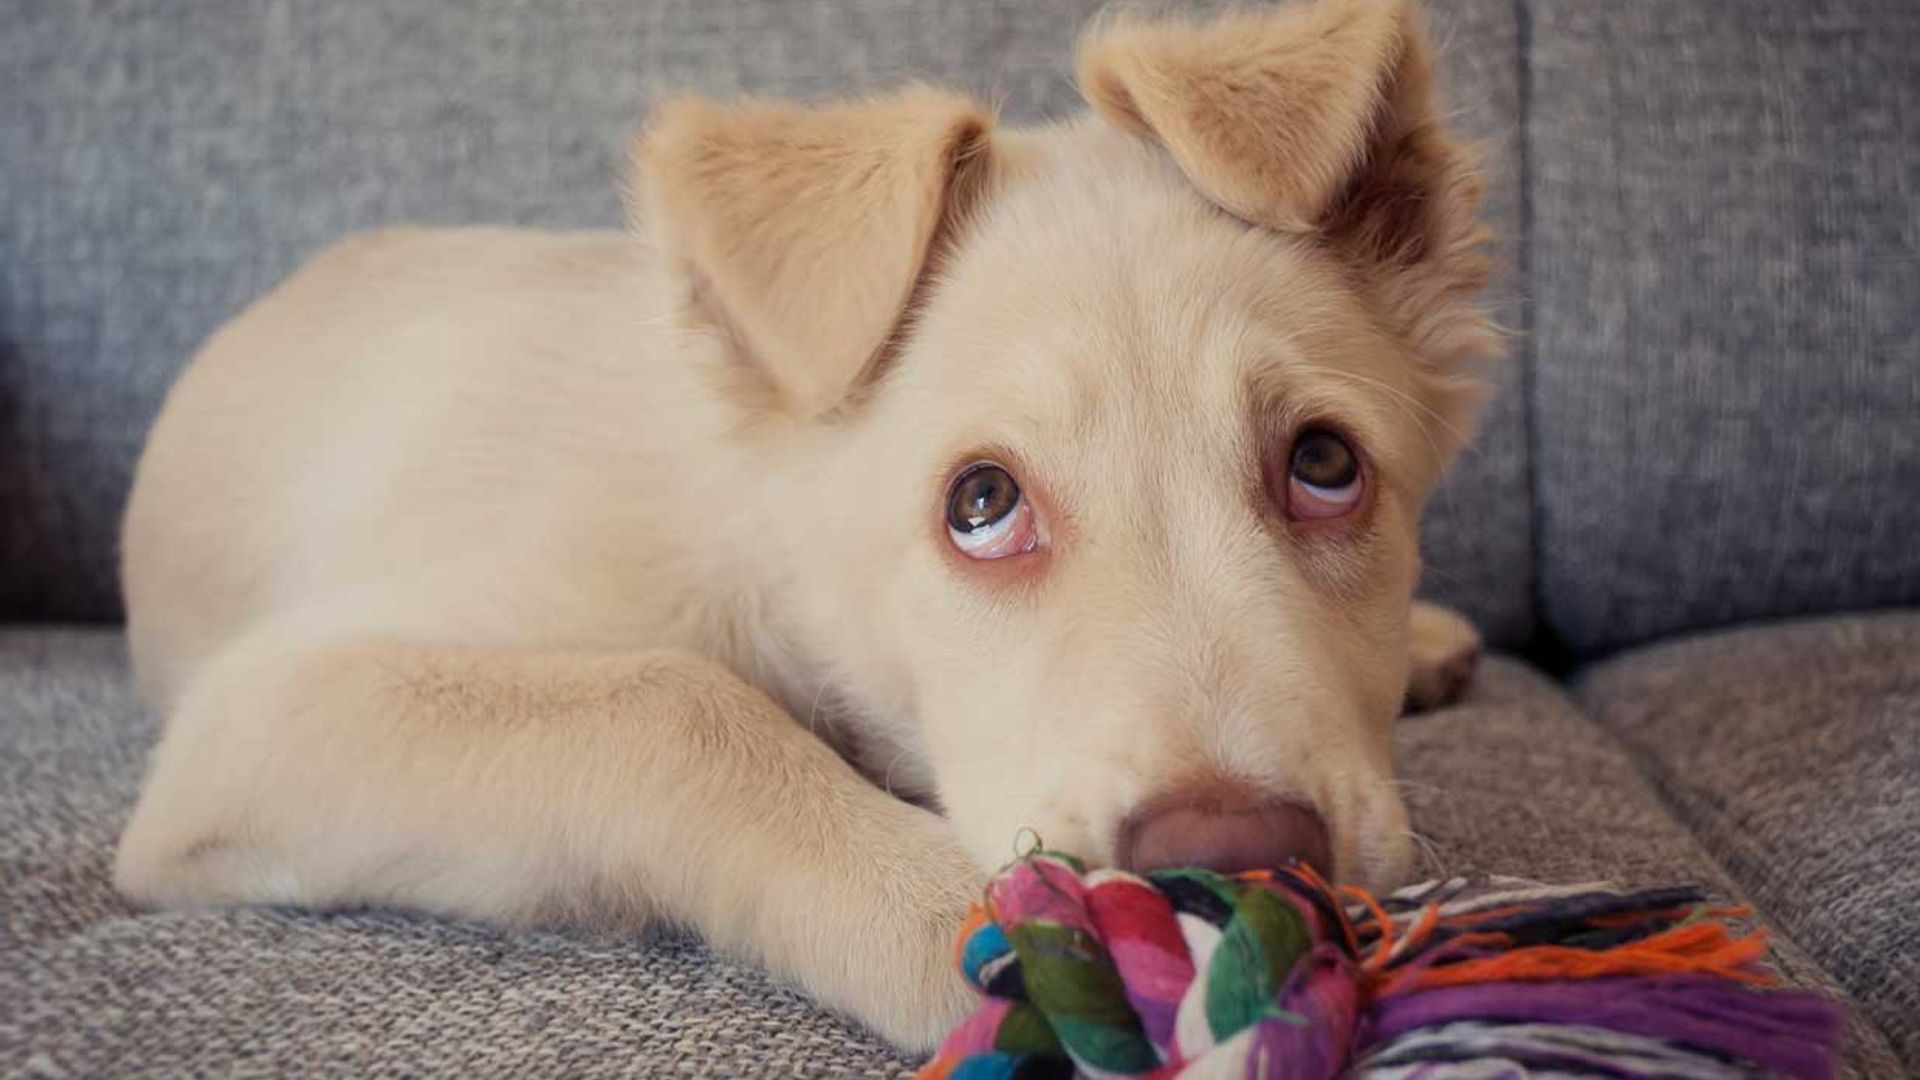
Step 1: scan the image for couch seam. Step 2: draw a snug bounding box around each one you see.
[1511,0,1555,668]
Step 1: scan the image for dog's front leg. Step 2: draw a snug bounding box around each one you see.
[115,633,981,1049]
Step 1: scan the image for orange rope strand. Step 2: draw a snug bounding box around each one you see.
[1394,922,1775,992]
[1340,885,1400,980]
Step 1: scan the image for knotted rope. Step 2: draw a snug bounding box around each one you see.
[920,852,1843,1079]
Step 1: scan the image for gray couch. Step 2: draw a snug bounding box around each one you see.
[3,1,1916,1076]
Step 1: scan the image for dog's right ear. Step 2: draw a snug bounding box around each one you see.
[636,87,993,418]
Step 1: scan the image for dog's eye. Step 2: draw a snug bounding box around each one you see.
[1285,429,1364,521]
[946,463,1039,560]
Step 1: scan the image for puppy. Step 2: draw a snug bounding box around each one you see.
[115,0,1494,1050]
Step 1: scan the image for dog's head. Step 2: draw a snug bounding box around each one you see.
[638,0,1497,890]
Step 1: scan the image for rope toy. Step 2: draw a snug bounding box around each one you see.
[919,852,1845,1080]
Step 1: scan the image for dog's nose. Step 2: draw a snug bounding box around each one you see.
[1119,785,1331,876]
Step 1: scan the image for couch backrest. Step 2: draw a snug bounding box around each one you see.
[19,1,1920,658]
[1,0,1537,642]
[1526,0,1920,654]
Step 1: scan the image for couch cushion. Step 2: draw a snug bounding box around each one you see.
[1527,1,1920,654]
[0,0,1536,644]
[1396,656,1903,1078]
[3,631,1903,1077]
[1577,611,1920,1073]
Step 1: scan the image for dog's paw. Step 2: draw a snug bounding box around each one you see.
[862,886,984,1052]
[1404,601,1481,713]
[804,827,985,1052]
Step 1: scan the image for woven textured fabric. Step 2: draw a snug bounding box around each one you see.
[1527,1,1920,654]
[0,0,1533,643]
[1578,612,1920,1073]
[2,632,1906,1078]
[1405,0,1535,649]
[1396,657,1907,1079]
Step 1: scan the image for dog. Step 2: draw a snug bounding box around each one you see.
[114,0,1496,1050]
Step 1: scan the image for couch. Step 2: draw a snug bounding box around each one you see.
[3,1,1916,1076]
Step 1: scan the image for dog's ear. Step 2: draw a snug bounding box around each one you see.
[636,87,993,417]
[1079,0,1497,392]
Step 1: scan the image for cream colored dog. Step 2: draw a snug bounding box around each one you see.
[116,0,1495,1050]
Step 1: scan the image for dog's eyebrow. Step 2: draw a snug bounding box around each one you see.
[1246,352,1397,441]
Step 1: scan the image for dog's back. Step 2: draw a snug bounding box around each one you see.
[122,227,741,705]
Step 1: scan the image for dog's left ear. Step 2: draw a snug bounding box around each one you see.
[1079,0,1498,411]
[637,87,993,418]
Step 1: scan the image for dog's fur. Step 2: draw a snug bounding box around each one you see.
[116,0,1495,1049]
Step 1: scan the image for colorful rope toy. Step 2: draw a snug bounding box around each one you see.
[920,852,1845,1079]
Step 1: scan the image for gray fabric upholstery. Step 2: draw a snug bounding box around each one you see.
[1397,656,1904,1079]
[1578,612,1920,1073]
[1408,0,1536,649]
[0,0,1535,644]
[3,632,1905,1078]
[1528,1,1920,653]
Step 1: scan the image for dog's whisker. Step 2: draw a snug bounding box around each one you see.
[1402,827,1448,877]
[1387,777,1449,800]
[803,678,832,739]
[880,747,910,798]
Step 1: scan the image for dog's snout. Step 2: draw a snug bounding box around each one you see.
[1119,783,1331,877]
